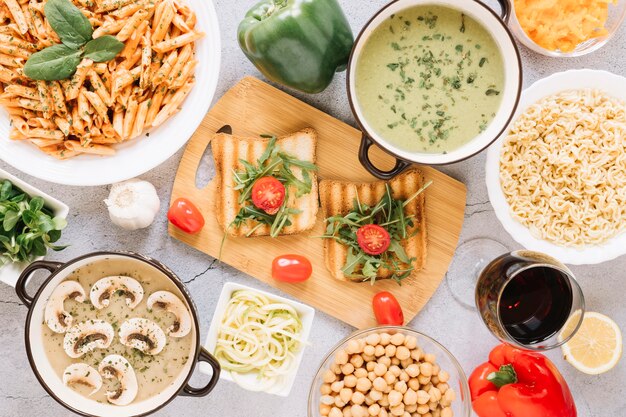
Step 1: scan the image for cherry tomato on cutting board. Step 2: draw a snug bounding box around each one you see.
[167,198,205,234]
[357,224,391,255]
[272,254,312,282]
[251,176,285,215]
[372,291,404,325]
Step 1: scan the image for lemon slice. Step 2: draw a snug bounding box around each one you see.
[560,311,622,375]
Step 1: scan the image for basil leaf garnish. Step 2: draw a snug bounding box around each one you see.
[83,35,124,62]
[44,0,93,49]
[24,44,82,81]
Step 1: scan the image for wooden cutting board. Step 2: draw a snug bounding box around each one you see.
[169,76,466,329]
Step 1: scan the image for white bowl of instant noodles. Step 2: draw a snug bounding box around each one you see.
[486,69,626,265]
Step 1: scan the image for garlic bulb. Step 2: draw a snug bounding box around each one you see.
[105,179,160,230]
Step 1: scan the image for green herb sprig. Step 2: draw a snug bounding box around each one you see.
[24,0,124,81]
[321,181,432,285]
[0,180,68,266]
[230,135,318,238]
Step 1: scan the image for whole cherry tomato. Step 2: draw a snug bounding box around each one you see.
[167,198,205,234]
[372,291,404,325]
[272,254,312,282]
[251,176,285,215]
[356,224,391,255]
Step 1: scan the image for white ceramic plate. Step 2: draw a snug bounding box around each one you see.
[200,282,315,397]
[486,69,626,265]
[0,0,221,186]
[0,168,69,286]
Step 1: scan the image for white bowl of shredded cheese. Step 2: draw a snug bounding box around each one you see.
[486,69,626,265]
[200,282,315,396]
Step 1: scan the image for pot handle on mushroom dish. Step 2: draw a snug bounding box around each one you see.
[359,134,411,180]
[15,260,63,308]
[181,347,221,397]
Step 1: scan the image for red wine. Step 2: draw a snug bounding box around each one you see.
[499,266,573,345]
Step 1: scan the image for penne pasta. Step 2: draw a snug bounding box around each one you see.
[88,69,113,107]
[116,9,149,42]
[152,30,203,53]
[122,97,139,140]
[3,0,29,34]
[65,59,93,100]
[83,90,109,123]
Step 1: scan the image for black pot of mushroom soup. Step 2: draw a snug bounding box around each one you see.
[348,0,523,178]
[14,251,220,417]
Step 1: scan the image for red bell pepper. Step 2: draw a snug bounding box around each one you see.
[167,198,205,234]
[469,344,577,417]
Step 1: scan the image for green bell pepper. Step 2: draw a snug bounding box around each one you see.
[238,0,354,94]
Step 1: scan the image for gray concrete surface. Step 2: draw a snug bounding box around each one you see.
[1,0,625,416]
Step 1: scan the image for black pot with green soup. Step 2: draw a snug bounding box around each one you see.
[348,0,522,178]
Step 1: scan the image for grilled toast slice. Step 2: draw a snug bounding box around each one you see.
[212,128,318,237]
[319,168,427,282]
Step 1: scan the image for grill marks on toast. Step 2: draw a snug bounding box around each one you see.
[320,169,427,282]
[212,129,318,237]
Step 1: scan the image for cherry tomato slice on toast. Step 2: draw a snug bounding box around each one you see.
[356,224,391,255]
[251,176,285,215]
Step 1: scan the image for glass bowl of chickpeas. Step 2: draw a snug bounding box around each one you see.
[308,327,471,417]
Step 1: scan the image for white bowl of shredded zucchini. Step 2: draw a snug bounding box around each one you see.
[200,282,315,396]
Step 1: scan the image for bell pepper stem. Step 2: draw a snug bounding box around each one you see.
[487,364,518,388]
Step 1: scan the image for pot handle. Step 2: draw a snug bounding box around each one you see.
[181,347,221,397]
[494,0,511,22]
[15,260,63,309]
[359,133,411,180]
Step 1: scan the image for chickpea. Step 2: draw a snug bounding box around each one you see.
[352,391,366,405]
[365,394,375,406]
[375,345,386,357]
[418,374,431,385]
[329,407,343,417]
[403,388,418,405]
[404,336,418,349]
[410,348,423,361]
[344,375,357,388]
[441,407,453,417]
[320,403,332,416]
[372,376,387,392]
[395,346,411,360]
[379,408,389,417]
[378,356,391,367]
[403,413,411,417]
[321,383,332,395]
[334,396,346,408]
[379,394,390,407]
[432,365,440,376]
[366,333,381,346]
[351,355,365,369]
[362,354,376,362]
[321,395,335,405]
[347,339,361,354]
[422,413,433,417]
[374,363,387,377]
[343,408,353,417]
[438,371,449,383]
[436,383,449,393]
[421,383,433,393]
[394,380,408,394]
[428,387,442,402]
[355,368,368,379]
[405,403,417,413]
[368,404,381,417]
[428,401,438,411]
[430,376,440,385]
[370,389,383,402]
[420,362,433,377]
[406,364,420,378]
[431,409,441,417]
[408,378,420,391]
[390,333,405,346]
[340,387,353,403]
[368,371,377,381]
[390,403,405,417]
[366,361,376,372]
[391,357,400,366]
[423,353,436,364]
[380,333,391,346]
[332,363,343,374]
[385,344,397,358]
[384,371,396,385]
[356,377,372,392]
[364,345,376,356]
[335,349,349,365]
[324,370,337,383]
[417,404,430,414]
[416,390,430,405]
[400,359,413,370]
[383,385,392,394]
[331,381,345,392]
[388,390,403,407]
[389,365,402,377]
[442,388,455,406]
[342,363,355,375]
[399,371,410,382]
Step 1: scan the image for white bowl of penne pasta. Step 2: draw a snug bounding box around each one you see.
[0,0,221,186]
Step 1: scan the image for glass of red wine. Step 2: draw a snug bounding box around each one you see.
[475,250,585,351]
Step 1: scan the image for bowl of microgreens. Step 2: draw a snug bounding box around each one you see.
[0,169,69,286]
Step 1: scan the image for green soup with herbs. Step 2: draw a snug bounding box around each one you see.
[355,6,505,153]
